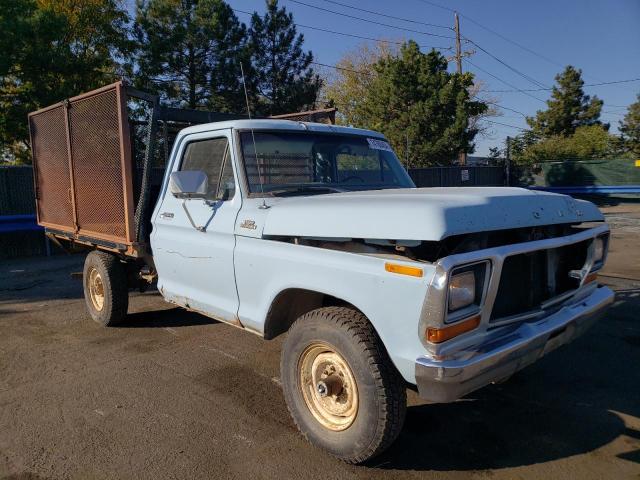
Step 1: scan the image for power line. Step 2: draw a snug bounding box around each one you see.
[486,101,529,118]
[465,58,547,104]
[285,0,457,39]
[232,8,452,50]
[464,38,550,89]
[601,110,626,117]
[318,0,453,30]
[486,76,640,92]
[310,61,373,76]
[413,0,454,13]
[460,16,565,70]
[415,0,638,90]
[485,119,527,131]
[470,61,628,120]
[413,0,606,85]
[310,53,458,76]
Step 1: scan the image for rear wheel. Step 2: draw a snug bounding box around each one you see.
[281,306,406,464]
[83,251,128,326]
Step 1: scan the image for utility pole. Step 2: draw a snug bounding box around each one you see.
[505,136,511,186]
[445,13,475,166]
[454,12,466,165]
[454,12,463,76]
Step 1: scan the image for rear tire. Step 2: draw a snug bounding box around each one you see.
[83,250,129,326]
[281,306,406,464]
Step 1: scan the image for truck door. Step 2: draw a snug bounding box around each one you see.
[151,129,240,324]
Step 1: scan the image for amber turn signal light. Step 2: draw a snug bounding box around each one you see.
[427,315,481,343]
[384,262,423,277]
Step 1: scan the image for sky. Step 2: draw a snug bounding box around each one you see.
[227,0,640,156]
[130,0,640,156]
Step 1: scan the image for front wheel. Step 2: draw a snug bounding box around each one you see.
[281,307,406,464]
[83,250,129,326]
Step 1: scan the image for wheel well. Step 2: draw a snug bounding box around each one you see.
[263,289,361,340]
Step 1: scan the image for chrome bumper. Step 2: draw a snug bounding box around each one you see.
[415,285,614,403]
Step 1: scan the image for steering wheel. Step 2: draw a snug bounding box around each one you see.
[340,175,365,183]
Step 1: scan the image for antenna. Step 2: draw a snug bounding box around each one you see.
[240,63,252,120]
[239,63,267,203]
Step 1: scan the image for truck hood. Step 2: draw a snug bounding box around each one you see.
[261,187,604,241]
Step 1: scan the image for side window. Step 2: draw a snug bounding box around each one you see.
[216,148,236,200]
[179,137,235,200]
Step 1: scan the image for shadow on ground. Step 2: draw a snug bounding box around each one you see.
[118,306,219,328]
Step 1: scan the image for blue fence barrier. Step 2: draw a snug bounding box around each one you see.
[0,214,42,233]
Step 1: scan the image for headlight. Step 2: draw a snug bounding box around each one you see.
[447,262,489,316]
[593,237,605,263]
[449,271,476,311]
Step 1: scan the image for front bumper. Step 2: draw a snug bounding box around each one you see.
[415,285,614,403]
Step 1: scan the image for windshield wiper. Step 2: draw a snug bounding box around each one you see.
[269,185,346,197]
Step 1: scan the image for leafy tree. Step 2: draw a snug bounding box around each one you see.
[488,146,502,160]
[355,41,487,166]
[323,42,395,127]
[513,125,623,163]
[527,66,605,137]
[248,0,321,116]
[508,130,539,163]
[134,0,247,112]
[0,0,131,163]
[619,93,640,156]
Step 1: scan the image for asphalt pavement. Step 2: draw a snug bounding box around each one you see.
[0,205,639,480]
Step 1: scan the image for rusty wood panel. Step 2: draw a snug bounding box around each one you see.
[68,87,128,240]
[28,106,74,229]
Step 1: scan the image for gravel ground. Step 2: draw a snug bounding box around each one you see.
[0,206,639,480]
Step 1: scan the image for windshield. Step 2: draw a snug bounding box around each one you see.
[239,130,415,195]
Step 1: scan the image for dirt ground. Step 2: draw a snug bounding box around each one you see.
[0,204,639,480]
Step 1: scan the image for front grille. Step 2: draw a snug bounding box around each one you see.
[490,239,590,321]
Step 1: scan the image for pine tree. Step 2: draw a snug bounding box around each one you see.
[527,66,605,138]
[619,93,640,156]
[248,0,321,116]
[134,0,247,112]
[357,41,487,166]
[0,0,131,163]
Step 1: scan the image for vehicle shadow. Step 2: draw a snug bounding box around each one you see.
[372,286,640,471]
[117,306,219,329]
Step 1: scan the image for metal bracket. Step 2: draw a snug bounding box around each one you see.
[181,200,206,232]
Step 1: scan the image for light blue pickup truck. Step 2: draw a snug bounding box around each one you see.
[30,84,613,463]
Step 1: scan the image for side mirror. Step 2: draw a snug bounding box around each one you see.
[169,171,208,199]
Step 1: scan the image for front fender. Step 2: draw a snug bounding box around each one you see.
[234,236,434,383]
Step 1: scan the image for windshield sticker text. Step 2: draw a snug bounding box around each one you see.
[367,138,393,152]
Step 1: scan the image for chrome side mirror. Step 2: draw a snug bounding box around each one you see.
[169,171,208,199]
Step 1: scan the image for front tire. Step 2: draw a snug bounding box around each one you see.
[281,307,406,464]
[83,250,129,326]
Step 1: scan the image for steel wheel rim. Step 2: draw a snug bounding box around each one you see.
[299,342,358,431]
[88,268,105,311]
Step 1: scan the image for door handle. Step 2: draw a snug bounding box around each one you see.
[160,212,174,219]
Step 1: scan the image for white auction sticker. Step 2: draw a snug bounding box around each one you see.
[367,138,393,151]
